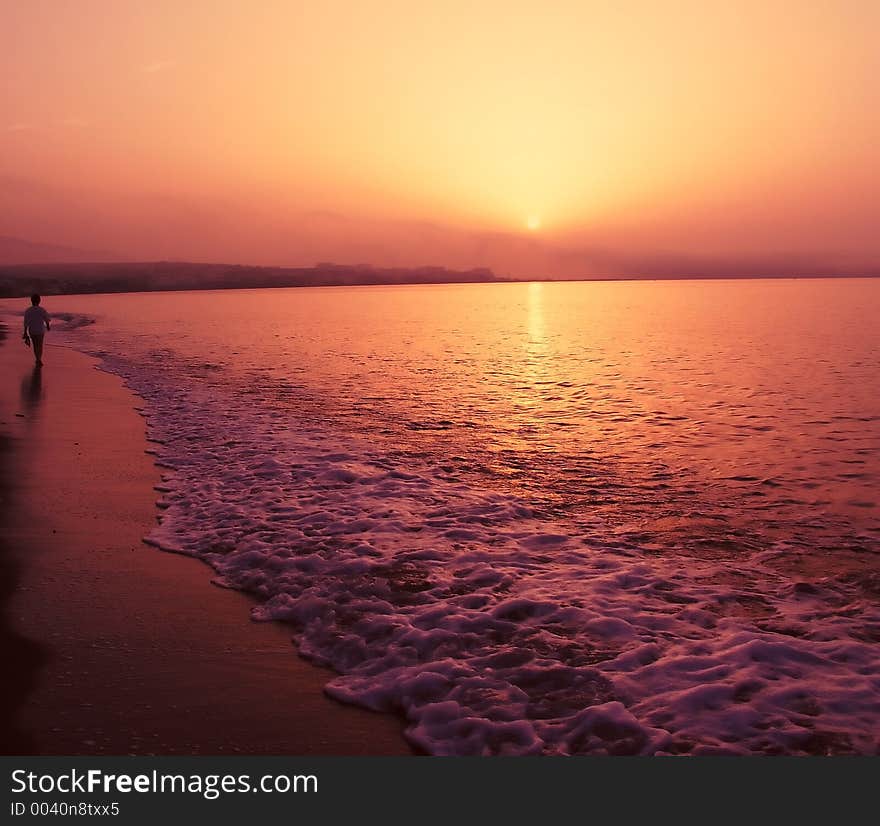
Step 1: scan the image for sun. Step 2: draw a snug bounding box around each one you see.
[526,215,542,231]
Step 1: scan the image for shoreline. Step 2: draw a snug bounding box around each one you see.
[2,272,879,302]
[0,336,411,755]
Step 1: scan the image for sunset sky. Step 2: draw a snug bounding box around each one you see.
[2,1,878,276]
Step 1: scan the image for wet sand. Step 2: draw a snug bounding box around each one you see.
[0,334,411,754]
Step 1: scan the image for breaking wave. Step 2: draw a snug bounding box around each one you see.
[81,348,880,756]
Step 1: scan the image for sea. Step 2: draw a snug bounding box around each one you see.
[4,277,878,754]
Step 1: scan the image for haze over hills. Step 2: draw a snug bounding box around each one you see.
[1,222,878,300]
[0,235,119,265]
[0,260,506,298]
[0,253,877,299]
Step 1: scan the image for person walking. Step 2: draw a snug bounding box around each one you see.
[23,294,51,367]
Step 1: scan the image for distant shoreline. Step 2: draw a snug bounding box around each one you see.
[0,262,505,299]
[0,260,877,299]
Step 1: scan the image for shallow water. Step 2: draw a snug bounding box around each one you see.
[4,278,878,754]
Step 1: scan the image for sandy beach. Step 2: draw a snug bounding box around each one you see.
[0,332,410,755]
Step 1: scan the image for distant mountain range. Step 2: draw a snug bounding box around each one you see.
[0,235,876,298]
[0,260,506,298]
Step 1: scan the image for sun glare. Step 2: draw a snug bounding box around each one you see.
[526,216,542,231]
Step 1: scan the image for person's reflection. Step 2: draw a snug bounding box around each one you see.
[20,366,44,416]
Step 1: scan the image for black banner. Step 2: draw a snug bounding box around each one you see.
[1,756,874,823]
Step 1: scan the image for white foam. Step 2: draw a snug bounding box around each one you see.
[68,346,880,755]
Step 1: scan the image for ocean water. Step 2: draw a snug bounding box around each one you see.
[4,278,879,754]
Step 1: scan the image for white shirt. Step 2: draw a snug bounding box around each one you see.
[24,305,50,336]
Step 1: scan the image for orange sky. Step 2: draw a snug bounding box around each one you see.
[2,1,878,276]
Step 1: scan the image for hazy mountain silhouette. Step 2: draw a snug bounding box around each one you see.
[0,235,118,265]
[0,261,505,298]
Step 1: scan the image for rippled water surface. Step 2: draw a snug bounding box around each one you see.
[5,278,878,754]
[42,279,880,550]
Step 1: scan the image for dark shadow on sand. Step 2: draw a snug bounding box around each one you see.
[20,367,44,416]
[0,327,49,753]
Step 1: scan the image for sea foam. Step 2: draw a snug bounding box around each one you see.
[81,348,880,755]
